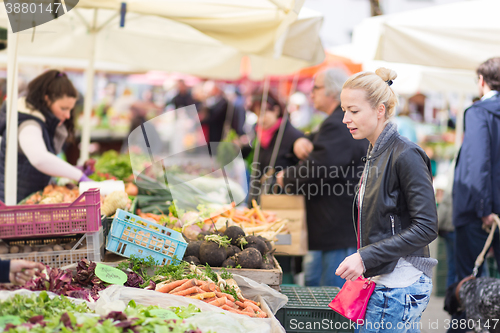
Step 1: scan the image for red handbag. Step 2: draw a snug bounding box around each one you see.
[328,276,375,322]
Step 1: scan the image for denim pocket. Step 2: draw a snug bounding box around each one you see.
[402,293,430,323]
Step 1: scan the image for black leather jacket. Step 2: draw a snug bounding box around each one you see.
[357,130,438,278]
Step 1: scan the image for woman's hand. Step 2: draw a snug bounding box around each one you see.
[9,260,45,285]
[335,253,365,281]
[293,138,313,160]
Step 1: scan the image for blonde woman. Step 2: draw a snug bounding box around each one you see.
[336,68,438,332]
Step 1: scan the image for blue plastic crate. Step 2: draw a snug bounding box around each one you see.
[106,209,187,265]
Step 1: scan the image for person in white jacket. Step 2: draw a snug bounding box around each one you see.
[0,70,89,203]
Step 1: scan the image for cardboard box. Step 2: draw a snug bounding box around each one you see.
[260,194,308,256]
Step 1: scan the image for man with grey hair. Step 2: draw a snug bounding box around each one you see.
[277,68,368,287]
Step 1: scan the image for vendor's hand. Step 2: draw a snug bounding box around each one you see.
[293,138,313,160]
[79,174,92,183]
[336,253,365,281]
[9,260,45,285]
[276,170,284,188]
[77,159,96,177]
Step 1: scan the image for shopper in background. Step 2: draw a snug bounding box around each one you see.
[241,90,304,204]
[204,81,245,143]
[449,58,500,333]
[0,259,44,285]
[336,68,438,332]
[276,68,368,287]
[170,79,195,109]
[0,70,90,203]
[453,57,500,280]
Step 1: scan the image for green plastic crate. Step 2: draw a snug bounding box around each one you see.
[276,286,354,333]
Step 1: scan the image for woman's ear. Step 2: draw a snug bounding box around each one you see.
[44,95,51,106]
[377,103,386,119]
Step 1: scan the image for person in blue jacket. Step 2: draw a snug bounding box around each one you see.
[452,57,500,281]
[0,259,44,284]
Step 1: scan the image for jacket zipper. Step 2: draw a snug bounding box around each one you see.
[358,159,370,248]
[390,215,395,235]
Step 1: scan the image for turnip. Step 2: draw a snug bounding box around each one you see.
[199,241,227,267]
[243,235,268,255]
[184,240,202,259]
[222,256,236,268]
[224,226,245,246]
[236,248,262,269]
[225,244,241,258]
[183,256,201,266]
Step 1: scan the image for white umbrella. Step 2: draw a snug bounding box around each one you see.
[2,1,324,203]
[351,0,500,70]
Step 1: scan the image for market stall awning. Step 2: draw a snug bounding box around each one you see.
[352,0,500,70]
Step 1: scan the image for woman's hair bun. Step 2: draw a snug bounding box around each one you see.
[375,67,397,83]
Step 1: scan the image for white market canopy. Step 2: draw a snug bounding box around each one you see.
[351,0,500,71]
[0,0,324,79]
[2,0,325,204]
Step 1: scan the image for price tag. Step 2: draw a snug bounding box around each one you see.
[149,309,180,321]
[95,263,128,285]
[0,315,22,329]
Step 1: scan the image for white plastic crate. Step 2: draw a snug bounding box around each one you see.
[0,227,104,268]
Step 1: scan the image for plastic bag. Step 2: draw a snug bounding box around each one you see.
[96,283,286,333]
[232,274,288,314]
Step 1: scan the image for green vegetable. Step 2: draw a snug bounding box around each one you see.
[0,291,91,321]
[89,150,134,181]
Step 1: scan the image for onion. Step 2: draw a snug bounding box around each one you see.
[183,224,202,240]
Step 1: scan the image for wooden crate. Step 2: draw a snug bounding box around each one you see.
[212,256,283,291]
[260,194,308,256]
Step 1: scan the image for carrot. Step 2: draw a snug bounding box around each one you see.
[172,286,203,296]
[242,298,260,306]
[189,292,216,300]
[235,300,245,308]
[200,282,216,292]
[252,200,267,223]
[202,297,217,303]
[215,291,235,302]
[156,279,188,293]
[221,305,255,317]
[225,299,238,308]
[208,296,227,307]
[244,301,264,314]
[170,279,198,293]
[243,208,255,218]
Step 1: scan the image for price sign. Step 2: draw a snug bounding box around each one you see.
[95,263,128,285]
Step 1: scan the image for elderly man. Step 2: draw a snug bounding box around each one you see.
[277,68,368,287]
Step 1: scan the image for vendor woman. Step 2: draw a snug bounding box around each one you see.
[0,70,90,203]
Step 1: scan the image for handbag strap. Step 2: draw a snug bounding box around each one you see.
[473,214,500,277]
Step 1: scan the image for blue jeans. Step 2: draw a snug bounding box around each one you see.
[440,231,458,287]
[360,274,432,333]
[303,247,356,287]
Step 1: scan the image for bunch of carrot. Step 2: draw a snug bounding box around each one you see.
[204,200,277,225]
[155,278,267,318]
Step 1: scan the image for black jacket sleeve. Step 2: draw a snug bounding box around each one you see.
[282,114,360,190]
[358,148,438,269]
[0,259,10,283]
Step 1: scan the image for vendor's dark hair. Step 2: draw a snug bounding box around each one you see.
[250,89,284,117]
[25,70,78,141]
[477,57,500,91]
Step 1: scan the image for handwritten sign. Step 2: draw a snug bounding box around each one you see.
[0,315,22,329]
[95,263,128,285]
[149,309,180,321]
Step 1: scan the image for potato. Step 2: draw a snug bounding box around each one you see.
[40,246,53,252]
[22,246,32,253]
[9,246,20,254]
[53,245,64,251]
[63,243,73,251]
[0,245,9,254]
